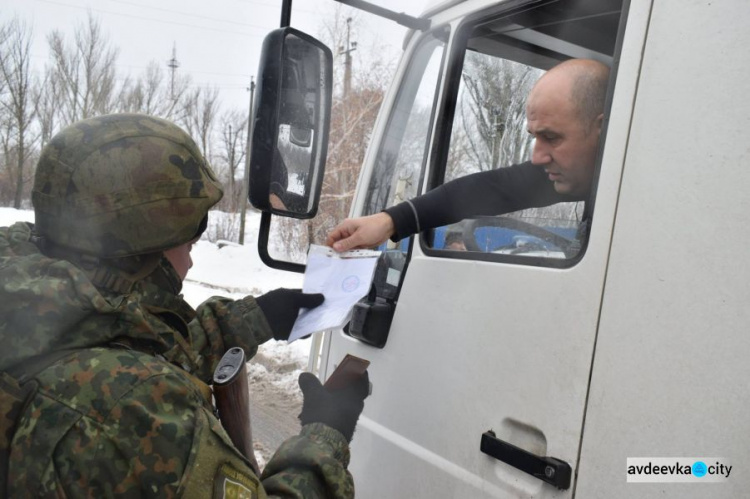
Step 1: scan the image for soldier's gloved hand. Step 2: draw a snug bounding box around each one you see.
[298,371,370,443]
[255,288,324,341]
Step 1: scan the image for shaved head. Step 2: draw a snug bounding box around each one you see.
[525,59,610,197]
[532,59,610,132]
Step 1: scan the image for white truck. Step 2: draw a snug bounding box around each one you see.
[247,0,750,497]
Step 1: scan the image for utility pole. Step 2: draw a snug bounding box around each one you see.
[239,76,256,245]
[339,17,357,98]
[228,124,235,193]
[167,43,179,103]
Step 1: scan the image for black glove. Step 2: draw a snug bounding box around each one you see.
[298,371,370,443]
[255,288,324,341]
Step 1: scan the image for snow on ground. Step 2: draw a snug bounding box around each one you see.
[1,207,311,465]
[0,207,34,224]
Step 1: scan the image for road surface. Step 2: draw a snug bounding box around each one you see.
[247,349,304,467]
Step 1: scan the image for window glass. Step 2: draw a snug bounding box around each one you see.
[362,28,447,252]
[425,2,621,264]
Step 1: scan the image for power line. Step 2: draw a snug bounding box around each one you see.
[35,0,268,38]
[103,0,272,31]
[29,52,254,81]
[110,73,258,96]
[235,0,316,15]
[115,58,255,79]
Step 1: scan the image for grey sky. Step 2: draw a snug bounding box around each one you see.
[2,0,426,112]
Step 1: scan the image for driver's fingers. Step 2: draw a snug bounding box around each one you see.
[326,223,351,247]
[333,232,361,252]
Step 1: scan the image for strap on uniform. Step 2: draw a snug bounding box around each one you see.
[41,239,163,295]
[83,253,162,294]
[6,350,78,384]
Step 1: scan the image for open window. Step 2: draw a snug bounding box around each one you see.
[361,27,449,240]
[347,0,627,346]
[418,0,625,267]
[345,28,448,347]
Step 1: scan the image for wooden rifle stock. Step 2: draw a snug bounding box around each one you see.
[213,347,260,475]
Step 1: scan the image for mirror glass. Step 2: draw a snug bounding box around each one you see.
[268,33,328,216]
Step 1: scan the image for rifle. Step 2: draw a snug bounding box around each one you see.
[213,347,261,475]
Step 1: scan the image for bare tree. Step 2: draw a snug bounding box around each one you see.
[119,62,165,115]
[319,6,356,99]
[314,84,385,238]
[0,22,8,97]
[0,20,13,205]
[34,70,62,152]
[214,109,248,213]
[47,13,119,125]
[119,60,193,120]
[0,119,15,205]
[0,18,39,208]
[310,11,392,243]
[180,85,220,159]
[448,55,540,180]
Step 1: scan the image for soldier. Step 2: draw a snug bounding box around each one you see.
[0,114,369,497]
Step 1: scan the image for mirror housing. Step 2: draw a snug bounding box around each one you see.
[249,27,332,219]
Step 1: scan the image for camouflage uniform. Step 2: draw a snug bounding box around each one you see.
[0,114,354,498]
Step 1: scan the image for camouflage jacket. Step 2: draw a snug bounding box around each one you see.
[0,222,354,498]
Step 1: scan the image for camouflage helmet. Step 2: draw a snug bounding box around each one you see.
[32,114,224,258]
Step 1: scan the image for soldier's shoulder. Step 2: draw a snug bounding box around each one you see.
[11,347,204,496]
[35,347,197,422]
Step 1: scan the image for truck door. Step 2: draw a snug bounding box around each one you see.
[320,0,650,497]
[576,0,750,497]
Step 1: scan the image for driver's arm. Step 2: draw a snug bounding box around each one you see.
[384,162,569,242]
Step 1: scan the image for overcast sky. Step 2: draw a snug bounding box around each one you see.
[2,0,428,112]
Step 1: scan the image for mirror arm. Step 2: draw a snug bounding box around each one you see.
[281,0,292,27]
[257,212,306,273]
[333,0,431,31]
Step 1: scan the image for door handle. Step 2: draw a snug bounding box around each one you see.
[480,430,572,490]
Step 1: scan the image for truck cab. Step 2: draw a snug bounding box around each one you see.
[250,0,750,496]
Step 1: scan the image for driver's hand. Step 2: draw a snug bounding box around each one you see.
[326,213,395,252]
[269,193,287,210]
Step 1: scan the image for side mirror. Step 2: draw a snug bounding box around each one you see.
[249,27,333,219]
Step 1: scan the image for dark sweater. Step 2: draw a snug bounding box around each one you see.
[384,162,581,241]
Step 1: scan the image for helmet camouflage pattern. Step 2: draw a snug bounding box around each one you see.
[32,114,224,258]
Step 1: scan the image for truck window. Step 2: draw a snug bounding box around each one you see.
[423,1,622,267]
[362,28,448,253]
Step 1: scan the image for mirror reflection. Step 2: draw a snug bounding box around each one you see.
[269,33,325,216]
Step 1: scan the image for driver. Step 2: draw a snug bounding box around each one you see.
[326,59,609,252]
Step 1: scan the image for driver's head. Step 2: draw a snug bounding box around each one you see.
[526,59,609,197]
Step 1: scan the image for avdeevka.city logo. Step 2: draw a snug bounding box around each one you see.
[627,458,732,483]
[692,461,707,477]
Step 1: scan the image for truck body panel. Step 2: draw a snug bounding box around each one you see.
[270,0,749,496]
[576,0,750,497]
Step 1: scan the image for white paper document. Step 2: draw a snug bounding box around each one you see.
[289,244,381,341]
